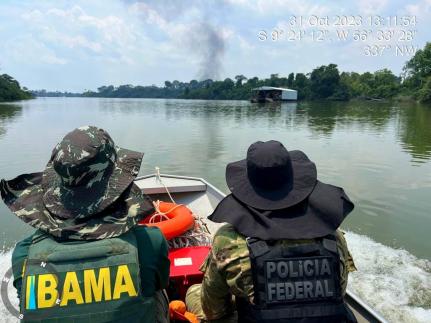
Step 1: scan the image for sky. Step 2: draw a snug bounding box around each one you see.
[0,0,430,92]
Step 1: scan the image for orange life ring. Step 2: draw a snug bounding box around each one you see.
[139,201,195,240]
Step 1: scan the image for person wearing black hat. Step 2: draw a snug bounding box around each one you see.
[185,140,357,323]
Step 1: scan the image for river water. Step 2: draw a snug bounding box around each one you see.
[0,98,430,322]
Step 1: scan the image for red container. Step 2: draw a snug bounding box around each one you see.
[168,246,211,300]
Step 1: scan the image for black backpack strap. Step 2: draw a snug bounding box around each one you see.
[322,238,338,254]
[321,232,338,254]
[246,237,271,307]
[31,230,50,244]
[246,237,270,258]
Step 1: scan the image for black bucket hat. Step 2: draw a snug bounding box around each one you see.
[210,140,354,239]
[226,140,317,210]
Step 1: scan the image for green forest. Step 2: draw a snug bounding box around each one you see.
[2,42,430,103]
[0,74,32,102]
[83,42,431,103]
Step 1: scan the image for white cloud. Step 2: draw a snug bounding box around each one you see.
[238,35,255,51]
[61,35,103,52]
[43,54,68,65]
[228,0,330,16]
[356,0,389,14]
[404,0,431,17]
[47,6,136,52]
[2,36,67,65]
[19,5,144,63]
[21,9,43,21]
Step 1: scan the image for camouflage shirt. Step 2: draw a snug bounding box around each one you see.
[199,224,356,320]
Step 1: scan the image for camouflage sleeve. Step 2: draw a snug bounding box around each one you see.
[200,224,253,320]
[335,230,357,295]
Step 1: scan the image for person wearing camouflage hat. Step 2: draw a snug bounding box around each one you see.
[1,126,170,323]
[185,140,357,323]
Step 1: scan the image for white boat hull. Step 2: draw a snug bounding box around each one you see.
[135,173,387,323]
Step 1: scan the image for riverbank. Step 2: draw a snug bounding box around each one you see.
[0,74,33,102]
[27,43,427,103]
[76,42,431,103]
[79,66,405,102]
[29,94,428,106]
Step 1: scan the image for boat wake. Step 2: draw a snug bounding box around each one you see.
[345,231,431,323]
[0,249,19,323]
[0,232,430,322]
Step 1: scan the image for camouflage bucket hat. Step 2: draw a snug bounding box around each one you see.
[42,125,143,219]
[0,173,154,240]
[0,126,154,240]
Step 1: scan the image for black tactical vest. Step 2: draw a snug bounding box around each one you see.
[237,235,357,323]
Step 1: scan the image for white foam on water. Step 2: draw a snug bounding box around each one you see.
[345,231,431,323]
[0,233,430,323]
[0,249,20,322]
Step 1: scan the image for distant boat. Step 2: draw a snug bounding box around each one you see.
[251,86,298,103]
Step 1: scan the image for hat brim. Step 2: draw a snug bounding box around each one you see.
[208,182,354,240]
[226,150,317,210]
[41,146,143,219]
[1,172,154,240]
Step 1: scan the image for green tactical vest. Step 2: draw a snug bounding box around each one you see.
[20,230,155,323]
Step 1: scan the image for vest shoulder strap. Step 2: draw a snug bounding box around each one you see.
[246,237,270,258]
[31,230,49,244]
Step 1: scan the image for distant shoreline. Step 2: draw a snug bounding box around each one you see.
[4,42,431,104]
[24,95,418,105]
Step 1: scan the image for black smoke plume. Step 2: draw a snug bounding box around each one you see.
[125,0,226,80]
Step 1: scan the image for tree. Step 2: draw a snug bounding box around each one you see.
[189,80,199,88]
[309,64,340,99]
[370,69,400,98]
[234,74,247,86]
[172,80,180,89]
[247,77,259,87]
[294,73,308,88]
[0,73,33,102]
[417,77,431,103]
[403,42,431,100]
[201,79,213,89]
[287,73,294,88]
[293,73,310,100]
[330,81,350,101]
[164,81,172,88]
[222,78,234,88]
[359,72,374,88]
[404,42,431,82]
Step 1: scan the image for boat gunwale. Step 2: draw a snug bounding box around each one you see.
[135,173,388,323]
